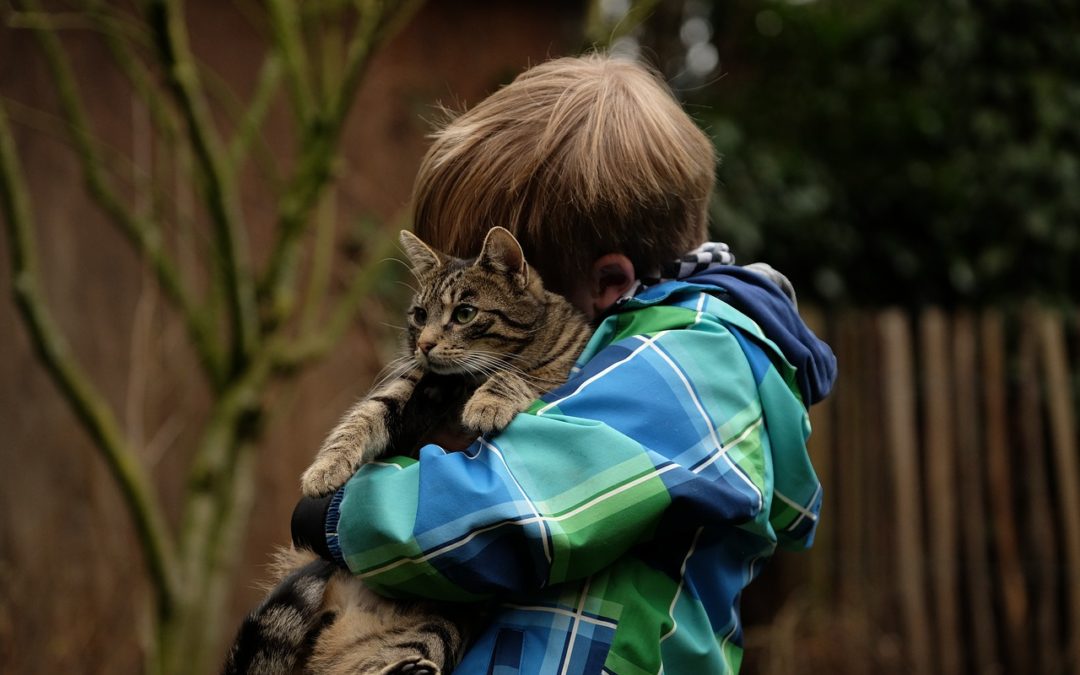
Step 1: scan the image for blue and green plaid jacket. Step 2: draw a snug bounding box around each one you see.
[325,278,833,674]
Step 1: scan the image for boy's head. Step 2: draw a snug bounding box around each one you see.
[411,54,716,314]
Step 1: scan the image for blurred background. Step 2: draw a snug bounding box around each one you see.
[0,0,1077,673]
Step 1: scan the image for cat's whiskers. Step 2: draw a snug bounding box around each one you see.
[369,355,418,389]
[462,352,564,386]
[463,352,518,373]
[440,352,492,378]
[459,353,508,375]
[468,349,532,363]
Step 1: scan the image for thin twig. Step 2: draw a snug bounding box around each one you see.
[196,53,282,187]
[275,223,401,370]
[0,105,179,616]
[265,0,314,125]
[18,0,225,385]
[0,95,204,236]
[79,0,182,144]
[4,5,150,45]
[227,51,284,171]
[259,0,425,328]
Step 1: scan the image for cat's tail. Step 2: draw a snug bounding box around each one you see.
[223,548,337,675]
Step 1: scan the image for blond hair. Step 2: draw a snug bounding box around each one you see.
[411,54,716,293]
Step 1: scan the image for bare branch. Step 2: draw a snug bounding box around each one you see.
[176,341,278,655]
[227,52,284,172]
[275,222,401,370]
[265,0,314,124]
[0,95,204,240]
[79,0,183,144]
[18,0,226,385]
[195,55,282,186]
[5,3,151,45]
[6,8,102,31]
[0,104,179,615]
[5,0,175,145]
[260,0,425,329]
[144,0,259,365]
[299,188,338,333]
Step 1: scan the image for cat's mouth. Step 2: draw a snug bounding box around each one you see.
[416,352,466,375]
[428,361,463,375]
[418,352,488,378]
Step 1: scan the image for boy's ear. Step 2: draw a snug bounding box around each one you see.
[476,226,527,281]
[399,230,444,276]
[589,253,636,316]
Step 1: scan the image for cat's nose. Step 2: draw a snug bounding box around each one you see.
[417,339,436,355]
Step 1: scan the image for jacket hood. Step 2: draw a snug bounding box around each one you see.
[630,266,837,408]
[688,266,836,407]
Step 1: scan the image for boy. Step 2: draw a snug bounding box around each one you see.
[292,55,835,673]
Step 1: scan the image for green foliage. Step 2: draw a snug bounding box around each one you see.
[683,0,1080,306]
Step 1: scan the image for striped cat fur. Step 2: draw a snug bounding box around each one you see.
[224,227,593,675]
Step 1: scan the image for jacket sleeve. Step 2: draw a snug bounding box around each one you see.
[325,323,776,602]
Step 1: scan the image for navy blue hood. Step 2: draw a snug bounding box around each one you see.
[683,267,837,406]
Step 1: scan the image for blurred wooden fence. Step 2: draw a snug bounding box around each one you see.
[744,305,1080,675]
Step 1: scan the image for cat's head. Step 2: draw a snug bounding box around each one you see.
[399,227,547,376]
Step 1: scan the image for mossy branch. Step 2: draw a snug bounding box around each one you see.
[79,0,183,145]
[144,0,259,367]
[18,0,225,385]
[299,189,338,333]
[0,105,180,617]
[275,222,401,370]
[5,2,428,670]
[228,52,284,171]
[259,0,426,329]
[265,0,314,125]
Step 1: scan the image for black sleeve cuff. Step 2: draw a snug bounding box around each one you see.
[291,494,333,561]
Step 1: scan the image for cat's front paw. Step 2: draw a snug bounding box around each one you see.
[300,452,356,497]
[462,392,520,434]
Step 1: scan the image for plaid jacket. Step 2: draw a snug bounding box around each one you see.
[326,280,827,674]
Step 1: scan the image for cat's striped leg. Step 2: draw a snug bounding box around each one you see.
[301,367,423,497]
[305,596,467,675]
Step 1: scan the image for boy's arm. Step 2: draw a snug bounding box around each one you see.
[302,322,781,601]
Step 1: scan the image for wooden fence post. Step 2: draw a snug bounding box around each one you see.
[980,310,1028,674]
[953,312,999,672]
[879,309,932,674]
[1018,311,1061,674]
[1038,309,1080,670]
[920,308,962,675]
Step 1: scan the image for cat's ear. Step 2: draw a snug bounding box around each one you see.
[477,227,527,281]
[399,230,444,276]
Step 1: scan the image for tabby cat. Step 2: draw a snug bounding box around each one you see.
[224,227,593,675]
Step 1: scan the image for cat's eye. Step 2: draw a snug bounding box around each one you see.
[452,305,478,324]
[411,307,428,325]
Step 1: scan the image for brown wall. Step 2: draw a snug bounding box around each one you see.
[0,2,582,672]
